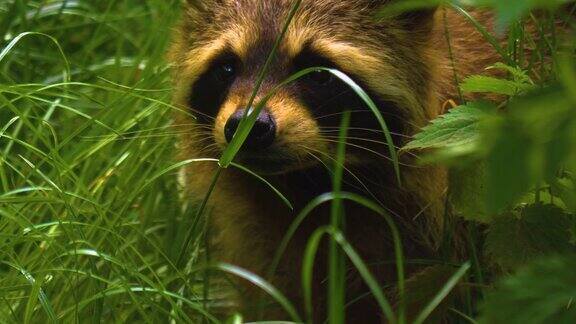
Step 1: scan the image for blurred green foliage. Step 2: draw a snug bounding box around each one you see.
[405,1,576,322]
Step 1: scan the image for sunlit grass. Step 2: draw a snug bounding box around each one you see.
[0,1,206,322]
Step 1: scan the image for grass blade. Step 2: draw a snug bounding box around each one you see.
[0,32,71,82]
[413,262,471,324]
[301,227,396,323]
[4,262,58,324]
[214,263,303,323]
[327,110,350,323]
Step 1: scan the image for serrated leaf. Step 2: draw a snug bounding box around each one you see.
[460,75,534,96]
[485,204,575,271]
[404,103,490,151]
[450,162,492,223]
[488,63,533,85]
[483,86,576,212]
[480,255,576,324]
[485,126,533,213]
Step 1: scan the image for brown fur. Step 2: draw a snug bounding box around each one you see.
[169,0,500,321]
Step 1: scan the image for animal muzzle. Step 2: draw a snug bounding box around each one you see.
[224,108,277,151]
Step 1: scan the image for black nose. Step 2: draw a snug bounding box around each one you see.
[224,108,276,150]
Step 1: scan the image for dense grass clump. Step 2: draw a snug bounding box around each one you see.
[0,1,210,323]
[1,1,575,323]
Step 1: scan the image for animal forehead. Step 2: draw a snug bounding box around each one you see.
[206,0,383,60]
[213,0,379,27]
[214,0,380,16]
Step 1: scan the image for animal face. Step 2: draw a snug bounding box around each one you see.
[171,0,438,174]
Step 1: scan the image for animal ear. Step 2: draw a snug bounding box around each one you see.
[184,0,223,22]
[374,1,438,27]
[399,7,437,30]
[185,0,222,11]
[185,0,209,10]
[378,3,438,35]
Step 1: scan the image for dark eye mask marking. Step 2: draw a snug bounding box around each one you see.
[188,50,241,119]
[292,47,407,138]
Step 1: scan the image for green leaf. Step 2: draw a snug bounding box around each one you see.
[484,124,533,213]
[460,75,533,97]
[482,86,576,212]
[552,176,576,214]
[543,121,574,181]
[404,103,490,151]
[480,255,576,324]
[488,63,533,85]
[485,204,575,271]
[450,162,492,223]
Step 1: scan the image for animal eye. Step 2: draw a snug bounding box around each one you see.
[309,69,333,85]
[214,62,237,82]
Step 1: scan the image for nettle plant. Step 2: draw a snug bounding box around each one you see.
[403,1,576,321]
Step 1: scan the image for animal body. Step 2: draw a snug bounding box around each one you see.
[170,0,499,322]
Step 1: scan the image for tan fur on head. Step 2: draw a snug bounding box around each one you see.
[173,0,437,125]
[212,91,326,166]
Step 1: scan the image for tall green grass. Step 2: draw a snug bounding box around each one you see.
[1,1,575,323]
[0,1,208,323]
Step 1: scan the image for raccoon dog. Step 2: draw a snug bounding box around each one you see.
[170,0,495,321]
